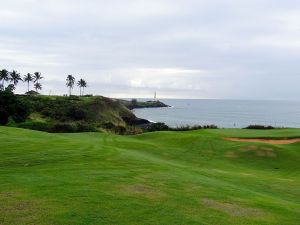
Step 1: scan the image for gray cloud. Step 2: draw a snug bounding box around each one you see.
[1,0,300,99]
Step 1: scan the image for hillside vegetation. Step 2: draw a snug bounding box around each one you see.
[0,127,299,225]
[10,95,145,133]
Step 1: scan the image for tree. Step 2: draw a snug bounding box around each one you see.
[24,73,33,93]
[6,84,16,92]
[33,72,43,83]
[0,69,10,90]
[0,89,30,125]
[66,75,75,96]
[34,82,42,93]
[77,78,87,96]
[10,70,22,86]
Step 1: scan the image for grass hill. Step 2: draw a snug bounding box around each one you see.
[12,95,147,133]
[0,127,299,224]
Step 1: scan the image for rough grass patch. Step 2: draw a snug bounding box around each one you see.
[225,151,238,158]
[118,184,166,199]
[201,198,265,217]
[0,192,44,225]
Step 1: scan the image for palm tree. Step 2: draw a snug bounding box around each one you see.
[66,75,75,96]
[10,70,22,86]
[24,73,33,93]
[0,69,10,89]
[34,82,42,93]
[33,72,43,83]
[77,79,87,96]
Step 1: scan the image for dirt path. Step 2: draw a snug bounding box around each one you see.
[224,137,300,145]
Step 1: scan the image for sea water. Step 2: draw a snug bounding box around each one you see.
[132,99,300,128]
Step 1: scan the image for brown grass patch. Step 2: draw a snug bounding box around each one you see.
[202,198,264,217]
[240,145,277,158]
[119,184,166,199]
[240,145,258,151]
[225,151,237,158]
[225,137,300,145]
[0,192,42,224]
[226,145,277,158]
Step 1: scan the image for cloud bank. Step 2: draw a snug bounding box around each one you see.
[1,0,300,99]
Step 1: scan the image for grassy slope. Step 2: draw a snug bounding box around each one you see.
[0,127,299,225]
[19,95,136,127]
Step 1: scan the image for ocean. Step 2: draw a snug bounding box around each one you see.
[132,99,300,128]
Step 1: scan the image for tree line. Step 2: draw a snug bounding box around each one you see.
[66,75,87,96]
[0,69,88,96]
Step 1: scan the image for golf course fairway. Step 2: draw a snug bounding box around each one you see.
[0,127,299,225]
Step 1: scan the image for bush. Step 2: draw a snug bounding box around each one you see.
[0,89,30,125]
[170,124,218,131]
[66,106,87,121]
[245,125,275,129]
[11,100,30,123]
[18,121,50,132]
[25,90,39,95]
[76,122,97,132]
[49,123,77,133]
[101,122,115,129]
[144,123,170,132]
[69,95,80,100]
[0,110,9,125]
[112,125,126,135]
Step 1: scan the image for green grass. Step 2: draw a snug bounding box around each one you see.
[0,127,299,224]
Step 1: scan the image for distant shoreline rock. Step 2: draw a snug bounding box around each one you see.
[119,99,170,110]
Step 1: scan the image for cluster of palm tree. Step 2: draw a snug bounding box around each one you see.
[0,69,43,93]
[1,69,88,96]
[24,72,43,92]
[66,75,87,96]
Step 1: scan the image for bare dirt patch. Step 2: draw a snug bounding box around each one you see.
[224,137,300,145]
[201,198,264,217]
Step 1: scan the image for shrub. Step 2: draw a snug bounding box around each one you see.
[18,121,50,132]
[112,126,126,135]
[25,90,39,95]
[69,95,80,100]
[0,89,30,125]
[11,100,30,123]
[245,125,275,129]
[76,122,97,132]
[66,106,87,121]
[0,110,9,125]
[101,122,115,129]
[170,124,218,131]
[49,123,77,133]
[145,123,170,132]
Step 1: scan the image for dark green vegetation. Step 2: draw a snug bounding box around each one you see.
[245,125,276,129]
[0,89,30,125]
[0,127,299,225]
[143,122,218,132]
[12,95,144,133]
[1,90,177,134]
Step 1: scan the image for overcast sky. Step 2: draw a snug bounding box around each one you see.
[1,0,300,99]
